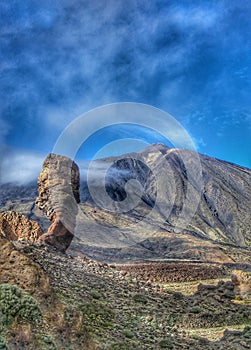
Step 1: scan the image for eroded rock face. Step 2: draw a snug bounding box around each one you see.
[0,236,51,295]
[36,153,80,252]
[232,270,251,300]
[0,211,43,242]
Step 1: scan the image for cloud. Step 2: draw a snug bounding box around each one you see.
[169,6,219,29]
[79,159,133,181]
[0,149,45,185]
[0,2,226,127]
[0,0,250,167]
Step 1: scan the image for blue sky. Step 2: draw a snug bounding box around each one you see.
[0,0,251,183]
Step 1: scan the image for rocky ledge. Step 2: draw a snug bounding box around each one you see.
[0,211,43,242]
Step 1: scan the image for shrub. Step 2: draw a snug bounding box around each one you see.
[37,334,56,350]
[80,302,114,327]
[109,343,133,350]
[0,335,8,350]
[190,306,203,314]
[159,339,174,349]
[133,294,148,304]
[166,313,176,328]
[90,290,102,300]
[123,328,134,338]
[0,284,42,326]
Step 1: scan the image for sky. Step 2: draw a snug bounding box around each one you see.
[0,0,251,184]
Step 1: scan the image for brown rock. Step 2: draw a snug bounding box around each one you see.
[0,236,51,296]
[232,270,251,300]
[0,211,43,242]
[36,153,80,252]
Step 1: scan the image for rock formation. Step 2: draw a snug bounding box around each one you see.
[36,153,80,252]
[0,236,51,295]
[0,210,43,242]
[232,270,251,300]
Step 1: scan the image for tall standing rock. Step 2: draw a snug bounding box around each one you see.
[36,153,80,252]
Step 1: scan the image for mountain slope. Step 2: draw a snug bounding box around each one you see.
[79,144,251,245]
[0,144,250,263]
[0,236,250,350]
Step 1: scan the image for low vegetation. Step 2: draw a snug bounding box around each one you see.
[0,284,42,326]
[0,242,250,349]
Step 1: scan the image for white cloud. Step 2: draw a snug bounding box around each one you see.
[79,159,132,182]
[0,149,45,185]
[169,5,219,30]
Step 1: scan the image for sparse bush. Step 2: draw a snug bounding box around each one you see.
[90,290,102,300]
[133,293,148,304]
[0,335,8,350]
[190,306,203,314]
[0,284,42,326]
[191,334,200,340]
[74,313,89,336]
[109,343,133,350]
[166,314,176,328]
[164,289,174,294]
[123,328,134,338]
[71,283,86,291]
[22,246,34,254]
[80,302,114,327]
[37,334,56,350]
[159,339,174,349]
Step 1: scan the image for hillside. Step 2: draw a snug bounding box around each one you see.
[0,236,250,349]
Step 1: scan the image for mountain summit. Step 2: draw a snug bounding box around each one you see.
[70,144,250,263]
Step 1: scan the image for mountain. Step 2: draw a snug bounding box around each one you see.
[0,145,251,349]
[0,144,251,264]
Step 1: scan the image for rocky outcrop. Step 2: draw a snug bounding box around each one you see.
[36,153,80,252]
[0,236,51,295]
[195,280,236,301]
[232,270,251,300]
[0,211,43,242]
